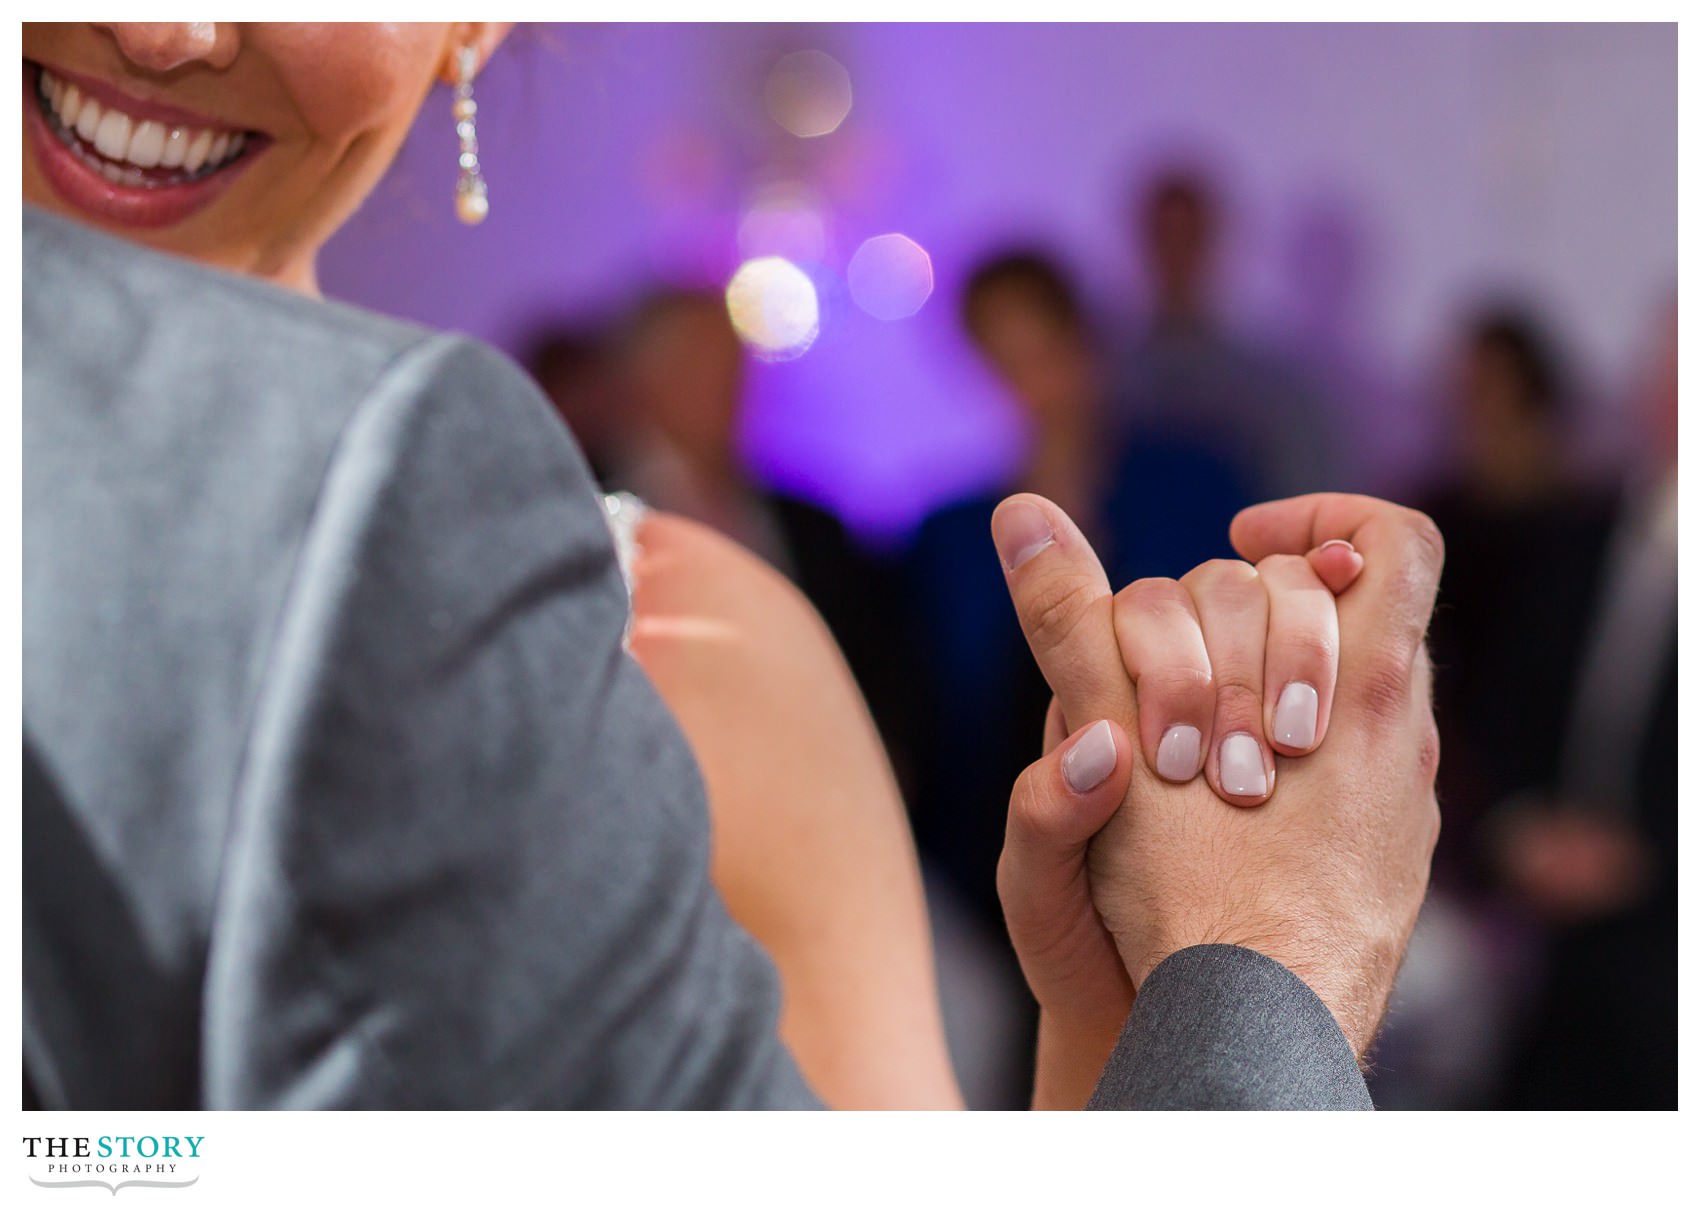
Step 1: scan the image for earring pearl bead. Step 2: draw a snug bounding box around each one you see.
[456,189,489,225]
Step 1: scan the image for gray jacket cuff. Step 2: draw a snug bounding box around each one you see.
[1086,943,1373,1110]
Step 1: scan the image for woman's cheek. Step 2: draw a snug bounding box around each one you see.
[254,24,445,147]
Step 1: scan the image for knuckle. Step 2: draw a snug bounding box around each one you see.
[1211,668,1263,717]
[1407,509,1447,572]
[1357,644,1417,724]
[1115,577,1190,621]
[1023,576,1101,654]
[1000,767,1049,872]
[995,849,1020,909]
[1276,628,1337,672]
[1182,557,1258,595]
[1139,663,1213,707]
[1006,762,1046,829]
[1256,551,1310,580]
[1417,717,1442,784]
[1388,510,1446,608]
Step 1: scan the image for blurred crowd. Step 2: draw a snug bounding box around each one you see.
[517,164,1676,1111]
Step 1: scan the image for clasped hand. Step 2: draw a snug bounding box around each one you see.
[991,492,1445,1109]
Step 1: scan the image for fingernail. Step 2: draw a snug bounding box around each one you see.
[1219,732,1268,797]
[1320,539,1357,555]
[1273,682,1319,750]
[992,501,1055,571]
[1062,720,1117,794]
[1155,724,1202,781]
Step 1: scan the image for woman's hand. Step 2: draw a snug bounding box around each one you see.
[998,710,1138,1110]
[994,494,1363,1107]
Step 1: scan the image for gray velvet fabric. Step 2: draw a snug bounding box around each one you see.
[23,207,816,1109]
[1088,945,1373,1110]
[23,207,1372,1112]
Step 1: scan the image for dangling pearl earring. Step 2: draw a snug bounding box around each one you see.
[452,45,488,225]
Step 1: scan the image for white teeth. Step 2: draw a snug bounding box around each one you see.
[75,97,101,142]
[101,161,144,188]
[127,119,166,168]
[38,67,249,178]
[158,126,189,169]
[93,108,132,160]
[183,128,213,173]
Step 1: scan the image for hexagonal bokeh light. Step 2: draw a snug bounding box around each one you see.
[725,256,822,361]
[847,233,934,321]
[765,50,853,139]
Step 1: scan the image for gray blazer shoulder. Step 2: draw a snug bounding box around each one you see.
[23,208,817,1109]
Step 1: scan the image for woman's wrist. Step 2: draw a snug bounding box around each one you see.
[1030,1003,1129,1110]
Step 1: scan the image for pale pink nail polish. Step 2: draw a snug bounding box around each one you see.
[1219,732,1268,797]
[1063,720,1117,794]
[1156,725,1202,781]
[1273,682,1319,750]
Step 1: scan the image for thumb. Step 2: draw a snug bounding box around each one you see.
[1000,719,1132,915]
[992,494,1136,734]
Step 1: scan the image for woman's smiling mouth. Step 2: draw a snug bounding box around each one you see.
[25,60,267,227]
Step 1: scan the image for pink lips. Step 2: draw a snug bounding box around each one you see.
[24,60,266,230]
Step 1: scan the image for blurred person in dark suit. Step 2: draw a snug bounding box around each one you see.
[1379,306,1614,1109]
[1114,167,1341,500]
[519,320,631,487]
[1486,303,1677,1109]
[1384,304,1673,1109]
[1421,309,1621,889]
[609,287,906,745]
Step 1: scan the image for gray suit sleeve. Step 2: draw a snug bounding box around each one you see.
[201,334,820,1108]
[1086,945,1373,1110]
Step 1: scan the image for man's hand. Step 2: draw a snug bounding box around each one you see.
[1218,493,1444,1052]
[995,491,1443,1061]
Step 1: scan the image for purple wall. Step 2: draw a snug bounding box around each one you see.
[320,22,1676,540]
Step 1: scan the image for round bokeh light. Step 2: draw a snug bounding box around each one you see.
[725,256,822,361]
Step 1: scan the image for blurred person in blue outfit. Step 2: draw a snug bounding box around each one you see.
[1114,168,1341,501]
